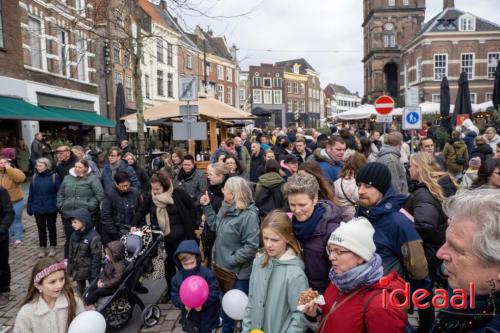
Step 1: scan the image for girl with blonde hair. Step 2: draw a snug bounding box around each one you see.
[243,211,308,333]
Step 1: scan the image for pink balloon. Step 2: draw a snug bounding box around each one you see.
[179,275,209,308]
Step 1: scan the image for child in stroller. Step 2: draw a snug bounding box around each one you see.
[83,240,126,308]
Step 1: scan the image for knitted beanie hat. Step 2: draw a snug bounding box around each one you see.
[328,217,376,261]
[355,162,392,195]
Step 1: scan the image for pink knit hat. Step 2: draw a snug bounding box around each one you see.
[469,157,481,168]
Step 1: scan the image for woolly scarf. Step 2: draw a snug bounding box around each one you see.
[152,184,174,236]
[292,204,325,241]
[328,254,384,293]
[177,167,196,182]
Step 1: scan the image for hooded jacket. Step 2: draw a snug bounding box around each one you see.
[471,143,493,162]
[307,272,407,333]
[57,167,104,216]
[357,187,429,289]
[313,149,343,183]
[27,170,61,215]
[0,188,14,242]
[243,249,309,333]
[67,208,102,281]
[376,145,408,194]
[443,139,468,175]
[295,200,342,294]
[101,159,140,195]
[99,241,126,289]
[0,166,26,202]
[202,203,260,280]
[101,186,142,239]
[170,240,220,332]
[254,171,285,200]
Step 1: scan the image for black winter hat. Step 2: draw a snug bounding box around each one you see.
[355,162,392,195]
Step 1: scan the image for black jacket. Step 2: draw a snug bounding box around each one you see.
[294,149,312,164]
[471,143,493,162]
[0,188,14,242]
[131,188,196,240]
[131,163,150,197]
[249,150,265,183]
[101,186,142,239]
[55,154,77,180]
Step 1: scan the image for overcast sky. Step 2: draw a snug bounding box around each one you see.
[174,0,500,95]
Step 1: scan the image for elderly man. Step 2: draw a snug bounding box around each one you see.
[484,127,500,151]
[54,146,77,180]
[432,189,500,332]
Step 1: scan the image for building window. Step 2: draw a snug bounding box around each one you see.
[76,38,87,81]
[157,70,164,96]
[299,101,305,113]
[75,0,86,14]
[28,18,43,69]
[263,90,272,104]
[253,76,262,88]
[404,64,409,89]
[124,49,130,68]
[157,38,163,63]
[403,0,409,5]
[217,65,224,80]
[239,88,246,101]
[186,54,192,69]
[416,57,422,83]
[287,82,292,93]
[115,72,122,88]
[383,34,396,48]
[461,53,474,80]
[486,93,493,101]
[125,76,133,101]
[167,43,173,65]
[263,77,272,88]
[0,1,4,48]
[434,54,447,80]
[57,30,68,76]
[113,44,120,63]
[432,94,440,103]
[294,82,299,94]
[226,68,233,82]
[488,53,500,79]
[217,84,224,103]
[144,74,150,99]
[273,90,282,104]
[114,10,122,30]
[293,101,298,114]
[470,93,476,104]
[287,100,293,112]
[167,73,173,98]
[388,0,395,7]
[205,62,210,75]
[226,86,233,105]
[459,15,475,31]
[253,89,262,104]
[273,77,282,88]
[300,83,305,95]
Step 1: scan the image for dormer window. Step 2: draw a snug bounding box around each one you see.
[388,0,395,7]
[459,14,475,31]
[293,63,301,74]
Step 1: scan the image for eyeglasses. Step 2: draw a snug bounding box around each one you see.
[325,247,351,257]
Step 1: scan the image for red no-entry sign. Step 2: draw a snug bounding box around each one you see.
[374,95,395,115]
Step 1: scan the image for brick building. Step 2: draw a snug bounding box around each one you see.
[400,1,500,104]
[0,0,105,144]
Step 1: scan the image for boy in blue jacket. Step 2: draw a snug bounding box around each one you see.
[171,240,220,333]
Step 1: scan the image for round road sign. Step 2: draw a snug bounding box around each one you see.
[374,95,395,115]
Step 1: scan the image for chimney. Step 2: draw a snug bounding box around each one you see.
[160,0,167,11]
[443,0,454,9]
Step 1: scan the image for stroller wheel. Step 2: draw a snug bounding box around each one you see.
[142,304,161,327]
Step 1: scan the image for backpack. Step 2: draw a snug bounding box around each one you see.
[255,183,284,217]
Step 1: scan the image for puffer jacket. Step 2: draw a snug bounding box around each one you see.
[99,240,126,289]
[0,166,26,202]
[376,145,408,194]
[101,160,140,194]
[27,170,61,215]
[202,202,260,280]
[306,272,407,333]
[243,249,309,333]
[293,200,342,294]
[312,149,343,183]
[100,186,142,239]
[57,168,104,216]
[67,208,102,281]
[443,140,468,176]
[171,240,220,332]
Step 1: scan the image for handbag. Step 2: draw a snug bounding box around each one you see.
[213,264,237,293]
[453,146,466,165]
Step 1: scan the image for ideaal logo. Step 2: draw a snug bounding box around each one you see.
[379,277,475,310]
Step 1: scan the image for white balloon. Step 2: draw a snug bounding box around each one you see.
[222,289,248,320]
[68,310,107,333]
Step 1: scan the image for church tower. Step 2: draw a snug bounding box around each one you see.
[362,0,425,103]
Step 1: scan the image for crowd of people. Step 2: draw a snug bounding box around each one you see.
[0,122,498,332]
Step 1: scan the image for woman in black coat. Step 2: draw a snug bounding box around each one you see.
[470,136,493,162]
[131,170,196,300]
[124,152,150,198]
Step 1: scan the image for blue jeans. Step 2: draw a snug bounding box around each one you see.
[9,200,24,241]
[221,278,249,333]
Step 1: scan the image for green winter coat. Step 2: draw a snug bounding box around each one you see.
[443,140,468,176]
[242,248,309,333]
[15,143,30,173]
[254,171,285,200]
[56,168,104,216]
[202,202,260,280]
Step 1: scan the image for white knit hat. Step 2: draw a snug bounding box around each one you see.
[327,217,376,261]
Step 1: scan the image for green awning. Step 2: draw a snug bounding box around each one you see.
[40,106,115,128]
[0,96,115,128]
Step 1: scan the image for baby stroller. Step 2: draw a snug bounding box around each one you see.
[84,226,164,330]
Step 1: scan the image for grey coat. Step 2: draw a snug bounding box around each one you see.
[173,169,208,201]
[377,145,408,194]
[202,202,260,279]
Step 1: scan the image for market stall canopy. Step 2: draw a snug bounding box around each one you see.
[473,101,493,113]
[335,104,376,120]
[0,96,114,127]
[121,96,255,122]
